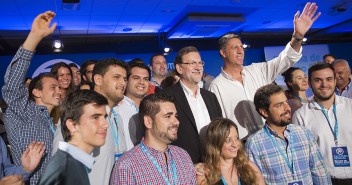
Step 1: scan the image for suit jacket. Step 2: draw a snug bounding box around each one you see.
[37,150,90,185]
[162,82,222,163]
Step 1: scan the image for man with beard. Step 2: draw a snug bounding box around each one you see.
[246,84,331,185]
[110,93,196,184]
[293,62,352,184]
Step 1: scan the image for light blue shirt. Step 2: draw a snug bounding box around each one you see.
[58,142,95,170]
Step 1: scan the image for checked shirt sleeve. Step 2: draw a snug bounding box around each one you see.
[2,47,34,115]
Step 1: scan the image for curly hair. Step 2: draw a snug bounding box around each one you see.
[205,118,258,185]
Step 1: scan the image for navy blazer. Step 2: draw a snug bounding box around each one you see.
[162,82,222,163]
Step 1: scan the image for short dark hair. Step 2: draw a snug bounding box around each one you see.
[308,62,335,81]
[28,73,56,101]
[61,90,108,142]
[281,67,301,91]
[218,33,241,50]
[254,84,284,117]
[174,46,198,66]
[139,93,175,126]
[92,58,128,85]
[323,54,336,60]
[128,61,151,80]
[80,60,98,77]
[68,63,79,68]
[149,54,164,66]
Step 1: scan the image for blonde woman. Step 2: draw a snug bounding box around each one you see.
[197,118,265,185]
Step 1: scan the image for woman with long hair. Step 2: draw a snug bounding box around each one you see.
[197,118,264,185]
[282,67,309,113]
[50,62,74,126]
[50,62,74,101]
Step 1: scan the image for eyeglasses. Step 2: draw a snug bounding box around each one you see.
[181,61,205,67]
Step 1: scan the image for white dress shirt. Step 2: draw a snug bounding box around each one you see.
[292,95,352,179]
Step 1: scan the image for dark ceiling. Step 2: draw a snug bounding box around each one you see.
[0,0,351,55]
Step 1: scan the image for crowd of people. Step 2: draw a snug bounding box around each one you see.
[1,2,352,185]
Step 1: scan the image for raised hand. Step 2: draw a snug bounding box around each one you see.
[20,141,46,172]
[0,175,24,185]
[293,2,321,39]
[30,11,57,39]
[23,11,57,51]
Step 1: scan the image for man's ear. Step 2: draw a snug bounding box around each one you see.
[66,119,78,135]
[175,64,182,75]
[219,49,226,58]
[259,108,269,119]
[144,116,153,129]
[82,75,87,81]
[93,74,102,86]
[32,88,42,98]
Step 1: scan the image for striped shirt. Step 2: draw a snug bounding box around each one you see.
[246,124,331,185]
[2,47,54,184]
[110,141,196,185]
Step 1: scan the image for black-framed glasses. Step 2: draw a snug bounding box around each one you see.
[181,61,205,67]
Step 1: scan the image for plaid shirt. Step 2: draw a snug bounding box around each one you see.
[2,47,54,185]
[246,124,331,185]
[110,141,196,185]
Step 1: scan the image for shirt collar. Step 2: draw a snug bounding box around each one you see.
[58,141,96,169]
[150,76,160,86]
[220,67,245,81]
[335,78,351,93]
[121,95,137,107]
[141,140,171,157]
[309,94,340,110]
[179,80,200,97]
[264,123,291,138]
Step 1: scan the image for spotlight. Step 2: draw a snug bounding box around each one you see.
[302,37,308,44]
[243,43,250,49]
[52,40,64,52]
[158,32,171,54]
[164,47,170,53]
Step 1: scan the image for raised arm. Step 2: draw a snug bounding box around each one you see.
[23,11,57,51]
[290,2,321,52]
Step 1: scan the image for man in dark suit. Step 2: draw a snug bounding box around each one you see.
[162,46,222,163]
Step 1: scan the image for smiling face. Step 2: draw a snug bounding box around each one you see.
[220,38,244,67]
[309,68,336,101]
[126,67,150,99]
[333,62,351,89]
[261,91,292,127]
[289,69,309,91]
[99,65,127,104]
[34,77,61,111]
[70,66,81,86]
[176,51,203,88]
[150,102,179,144]
[57,67,72,89]
[150,55,167,78]
[70,103,108,153]
[221,126,240,160]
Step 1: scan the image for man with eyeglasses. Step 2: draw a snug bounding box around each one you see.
[209,2,321,141]
[162,46,222,164]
